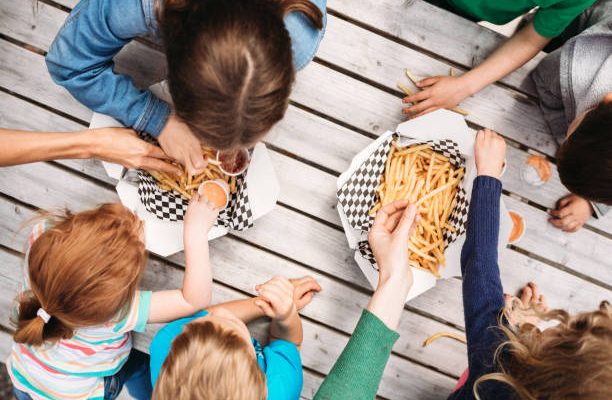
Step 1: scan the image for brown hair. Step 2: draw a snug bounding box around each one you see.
[475,301,612,399]
[153,320,266,400]
[12,204,147,346]
[160,0,323,150]
[557,100,612,205]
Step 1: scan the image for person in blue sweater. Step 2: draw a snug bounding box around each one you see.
[46,0,326,175]
[314,129,612,399]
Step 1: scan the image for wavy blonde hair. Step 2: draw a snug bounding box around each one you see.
[475,301,612,399]
[153,320,266,400]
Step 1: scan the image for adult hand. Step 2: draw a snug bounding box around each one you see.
[289,276,322,310]
[91,127,181,175]
[158,114,207,176]
[368,200,420,289]
[474,128,506,178]
[549,194,592,233]
[183,193,219,245]
[402,75,470,118]
[254,276,297,323]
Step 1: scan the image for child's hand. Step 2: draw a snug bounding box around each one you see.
[549,194,593,233]
[475,129,506,178]
[289,276,321,310]
[184,193,219,243]
[402,75,469,118]
[368,200,420,289]
[158,114,207,176]
[254,276,297,323]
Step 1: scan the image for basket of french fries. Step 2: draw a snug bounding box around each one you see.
[336,110,490,301]
[137,144,254,231]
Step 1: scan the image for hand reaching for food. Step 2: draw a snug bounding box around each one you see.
[183,192,220,244]
[369,200,420,288]
[158,114,208,175]
[402,75,470,118]
[474,129,506,178]
[548,194,593,233]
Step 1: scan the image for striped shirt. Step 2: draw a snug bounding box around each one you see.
[6,222,152,399]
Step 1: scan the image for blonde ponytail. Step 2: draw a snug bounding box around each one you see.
[277,0,324,29]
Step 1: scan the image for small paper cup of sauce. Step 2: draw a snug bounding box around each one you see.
[508,210,526,244]
[216,148,250,176]
[198,179,230,210]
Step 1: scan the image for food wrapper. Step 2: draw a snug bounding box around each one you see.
[337,110,512,301]
[90,81,279,257]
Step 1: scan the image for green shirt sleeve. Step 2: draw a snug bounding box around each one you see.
[314,309,400,400]
[533,0,596,38]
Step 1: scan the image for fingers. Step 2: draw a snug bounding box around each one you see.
[528,282,540,302]
[548,214,581,232]
[417,76,441,88]
[558,195,573,209]
[520,284,533,307]
[402,91,429,104]
[295,279,322,296]
[403,99,434,116]
[373,199,410,230]
[187,151,207,176]
[140,157,182,176]
[549,205,572,219]
[146,144,174,161]
[254,299,274,317]
[395,204,418,238]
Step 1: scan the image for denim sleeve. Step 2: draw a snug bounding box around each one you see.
[46,0,170,137]
[285,0,327,71]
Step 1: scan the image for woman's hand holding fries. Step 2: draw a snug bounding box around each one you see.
[369,200,421,289]
[475,129,506,178]
[158,114,208,176]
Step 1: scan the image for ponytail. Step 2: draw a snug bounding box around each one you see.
[277,0,324,29]
[12,292,72,346]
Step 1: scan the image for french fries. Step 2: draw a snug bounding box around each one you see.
[147,145,237,200]
[369,142,464,276]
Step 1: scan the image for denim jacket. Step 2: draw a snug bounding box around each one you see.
[46,0,327,137]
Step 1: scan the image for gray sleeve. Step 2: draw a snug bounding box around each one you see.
[592,202,610,219]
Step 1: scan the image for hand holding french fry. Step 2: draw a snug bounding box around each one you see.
[369,201,420,288]
[475,129,506,178]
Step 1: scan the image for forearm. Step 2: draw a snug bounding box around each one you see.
[182,240,213,309]
[314,309,399,400]
[367,277,411,330]
[0,129,94,166]
[207,298,266,324]
[270,311,303,348]
[460,23,549,96]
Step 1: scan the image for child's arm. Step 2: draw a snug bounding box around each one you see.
[0,128,179,174]
[46,0,169,138]
[403,23,550,117]
[148,193,218,323]
[255,277,314,349]
[207,298,266,324]
[451,129,507,398]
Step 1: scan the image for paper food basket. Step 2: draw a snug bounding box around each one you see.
[337,110,512,302]
[90,82,280,257]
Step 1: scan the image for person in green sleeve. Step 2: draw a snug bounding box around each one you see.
[402,0,596,118]
[315,201,421,399]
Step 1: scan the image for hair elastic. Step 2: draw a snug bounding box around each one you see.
[37,308,51,324]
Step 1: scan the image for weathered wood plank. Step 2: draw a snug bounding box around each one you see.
[327,0,543,96]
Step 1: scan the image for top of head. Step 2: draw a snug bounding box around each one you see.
[161,0,323,150]
[14,204,147,345]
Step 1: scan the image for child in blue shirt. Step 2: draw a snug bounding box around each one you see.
[150,276,321,399]
[46,0,327,175]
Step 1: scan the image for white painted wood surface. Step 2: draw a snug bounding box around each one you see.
[0,0,610,399]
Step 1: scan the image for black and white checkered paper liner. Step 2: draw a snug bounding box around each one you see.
[338,134,469,271]
[137,170,254,230]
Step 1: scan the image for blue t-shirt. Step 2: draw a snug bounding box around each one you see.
[149,310,303,400]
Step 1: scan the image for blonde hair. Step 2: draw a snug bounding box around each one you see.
[153,320,267,400]
[12,204,147,346]
[475,301,612,399]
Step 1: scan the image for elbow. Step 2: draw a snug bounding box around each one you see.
[185,290,212,312]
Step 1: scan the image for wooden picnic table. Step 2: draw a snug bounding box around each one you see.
[0,1,610,398]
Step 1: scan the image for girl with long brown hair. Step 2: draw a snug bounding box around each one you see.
[46,0,326,175]
[8,195,219,400]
